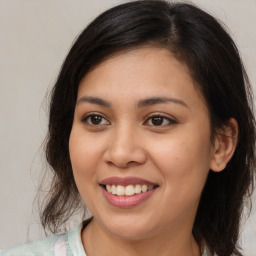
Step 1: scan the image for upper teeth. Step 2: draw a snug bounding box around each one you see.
[106,184,154,196]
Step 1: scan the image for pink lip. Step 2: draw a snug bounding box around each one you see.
[101,186,157,208]
[100,176,157,186]
[100,176,158,208]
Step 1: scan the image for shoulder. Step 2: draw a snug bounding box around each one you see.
[0,221,88,256]
[0,234,63,256]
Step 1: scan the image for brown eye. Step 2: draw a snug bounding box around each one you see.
[151,116,164,126]
[145,115,176,127]
[90,115,103,125]
[83,114,109,125]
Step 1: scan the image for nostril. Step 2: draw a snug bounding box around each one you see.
[103,140,147,168]
[105,159,139,169]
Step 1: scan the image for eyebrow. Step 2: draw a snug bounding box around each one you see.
[77,96,189,109]
[137,97,189,109]
[77,96,112,107]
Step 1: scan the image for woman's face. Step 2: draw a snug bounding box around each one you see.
[69,47,216,239]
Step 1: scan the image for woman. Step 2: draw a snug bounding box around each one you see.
[1,1,255,256]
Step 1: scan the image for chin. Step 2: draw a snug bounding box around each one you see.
[98,216,158,240]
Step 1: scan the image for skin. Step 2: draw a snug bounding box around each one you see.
[69,47,238,256]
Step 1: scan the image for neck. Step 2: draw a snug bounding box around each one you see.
[81,218,201,256]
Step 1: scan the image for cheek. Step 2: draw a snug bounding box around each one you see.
[69,129,103,213]
[70,126,101,166]
[149,130,212,190]
[69,128,101,189]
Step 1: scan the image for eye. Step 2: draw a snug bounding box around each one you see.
[82,113,110,126]
[145,114,176,127]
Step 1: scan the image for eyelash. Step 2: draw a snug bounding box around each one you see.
[81,113,177,127]
[144,113,177,127]
[82,113,110,126]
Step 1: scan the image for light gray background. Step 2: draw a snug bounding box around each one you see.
[0,0,255,254]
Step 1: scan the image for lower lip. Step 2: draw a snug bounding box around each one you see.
[101,187,156,208]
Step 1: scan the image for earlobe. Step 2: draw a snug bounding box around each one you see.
[210,118,238,172]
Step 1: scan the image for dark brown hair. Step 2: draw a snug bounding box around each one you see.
[41,1,256,255]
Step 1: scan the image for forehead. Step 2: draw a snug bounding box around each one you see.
[77,47,206,109]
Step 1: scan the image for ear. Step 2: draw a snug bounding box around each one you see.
[210,118,238,172]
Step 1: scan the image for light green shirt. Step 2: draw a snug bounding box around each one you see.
[1,221,211,256]
[0,222,86,256]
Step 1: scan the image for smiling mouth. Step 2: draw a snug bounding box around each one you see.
[101,184,159,197]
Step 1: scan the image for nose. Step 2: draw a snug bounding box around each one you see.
[103,125,147,168]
